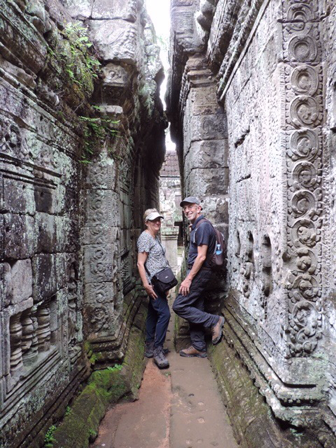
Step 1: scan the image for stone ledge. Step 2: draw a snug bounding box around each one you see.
[208,310,334,448]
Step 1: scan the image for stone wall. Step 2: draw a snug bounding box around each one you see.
[0,0,165,446]
[168,0,336,445]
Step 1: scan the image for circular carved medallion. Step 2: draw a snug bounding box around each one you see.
[292,190,316,217]
[290,130,318,161]
[292,219,316,248]
[291,66,318,95]
[288,36,318,63]
[292,162,318,189]
[290,96,320,127]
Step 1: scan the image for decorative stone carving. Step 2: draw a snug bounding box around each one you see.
[290,96,321,128]
[288,36,318,63]
[288,130,319,162]
[291,66,319,96]
[10,314,23,373]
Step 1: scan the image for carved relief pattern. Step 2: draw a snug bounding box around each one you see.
[8,303,55,380]
[83,156,122,337]
[283,0,323,357]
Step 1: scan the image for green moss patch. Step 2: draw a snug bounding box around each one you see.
[50,328,146,448]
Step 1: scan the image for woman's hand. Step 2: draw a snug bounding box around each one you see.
[145,284,158,300]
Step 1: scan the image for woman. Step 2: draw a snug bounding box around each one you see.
[137,208,171,369]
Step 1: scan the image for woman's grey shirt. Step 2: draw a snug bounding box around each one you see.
[137,231,169,281]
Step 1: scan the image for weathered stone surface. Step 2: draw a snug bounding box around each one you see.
[10,260,33,304]
[0,0,165,446]
[89,19,138,65]
[168,0,336,444]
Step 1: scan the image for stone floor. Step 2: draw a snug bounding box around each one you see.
[91,309,238,448]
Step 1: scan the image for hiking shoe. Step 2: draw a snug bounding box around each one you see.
[145,342,169,358]
[153,347,169,369]
[145,341,154,358]
[180,346,207,358]
[211,316,225,345]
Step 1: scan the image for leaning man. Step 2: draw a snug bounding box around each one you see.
[173,196,225,358]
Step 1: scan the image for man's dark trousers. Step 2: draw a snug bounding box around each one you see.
[173,269,219,352]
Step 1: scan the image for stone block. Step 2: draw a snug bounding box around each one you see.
[34,185,53,214]
[82,225,119,246]
[61,0,93,18]
[35,213,56,254]
[89,19,138,65]
[0,1,47,74]
[84,245,116,283]
[85,159,117,190]
[0,263,12,309]
[189,85,221,116]
[201,196,229,224]
[3,178,35,214]
[84,189,120,227]
[32,254,57,302]
[84,282,116,307]
[92,0,138,22]
[185,167,229,197]
[3,214,35,260]
[185,140,227,172]
[10,259,33,304]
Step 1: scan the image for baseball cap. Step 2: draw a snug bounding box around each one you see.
[145,211,164,221]
[180,196,202,208]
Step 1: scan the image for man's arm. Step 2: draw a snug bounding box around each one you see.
[137,252,158,299]
[179,244,208,296]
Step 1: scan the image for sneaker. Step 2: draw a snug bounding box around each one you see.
[153,347,169,369]
[145,341,154,358]
[180,346,207,358]
[211,316,225,345]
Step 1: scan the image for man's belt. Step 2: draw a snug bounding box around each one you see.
[187,265,211,271]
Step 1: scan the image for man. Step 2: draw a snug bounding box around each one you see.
[173,196,225,358]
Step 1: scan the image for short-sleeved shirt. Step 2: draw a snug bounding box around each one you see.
[137,231,169,281]
[187,215,216,268]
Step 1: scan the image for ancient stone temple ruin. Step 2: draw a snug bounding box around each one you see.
[167,0,336,446]
[0,0,165,446]
[1,0,336,446]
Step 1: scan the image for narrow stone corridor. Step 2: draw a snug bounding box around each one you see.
[91,300,238,448]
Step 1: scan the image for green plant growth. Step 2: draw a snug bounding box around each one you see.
[45,21,101,100]
[61,22,100,81]
[79,115,120,163]
[44,425,57,448]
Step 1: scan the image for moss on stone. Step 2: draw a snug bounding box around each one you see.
[50,327,146,448]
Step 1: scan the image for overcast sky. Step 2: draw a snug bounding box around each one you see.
[145,0,171,42]
[145,0,175,151]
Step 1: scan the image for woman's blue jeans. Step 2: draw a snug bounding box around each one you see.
[146,287,171,349]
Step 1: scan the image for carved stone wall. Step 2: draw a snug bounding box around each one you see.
[168,0,336,445]
[0,0,165,446]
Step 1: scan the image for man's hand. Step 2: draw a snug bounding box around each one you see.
[145,284,157,300]
[179,277,192,296]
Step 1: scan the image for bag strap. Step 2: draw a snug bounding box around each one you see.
[144,236,171,278]
[192,218,210,244]
[192,218,218,261]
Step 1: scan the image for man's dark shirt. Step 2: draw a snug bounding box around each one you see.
[187,215,216,268]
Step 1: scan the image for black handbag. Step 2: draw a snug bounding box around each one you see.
[152,267,178,295]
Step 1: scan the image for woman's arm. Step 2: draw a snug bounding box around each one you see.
[137,251,158,299]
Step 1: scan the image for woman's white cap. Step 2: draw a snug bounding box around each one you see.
[146,211,164,221]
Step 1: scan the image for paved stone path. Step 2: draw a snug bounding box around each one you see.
[91,313,238,448]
